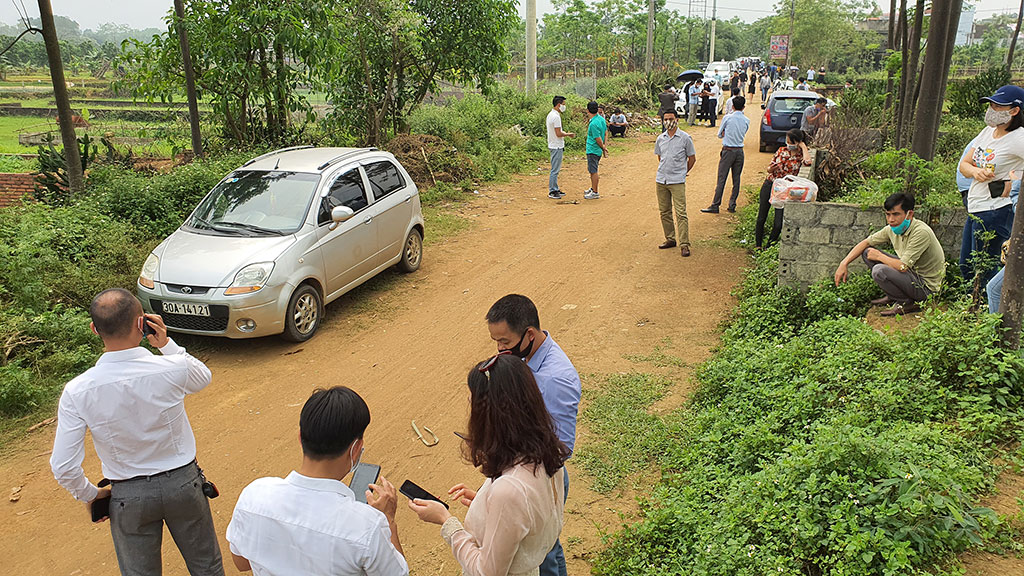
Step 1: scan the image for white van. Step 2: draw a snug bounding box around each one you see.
[704,61,732,81]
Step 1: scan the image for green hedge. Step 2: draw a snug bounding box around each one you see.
[593,250,1024,576]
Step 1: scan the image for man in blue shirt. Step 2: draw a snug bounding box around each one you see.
[584,100,609,200]
[687,81,701,125]
[486,294,581,576]
[703,96,750,214]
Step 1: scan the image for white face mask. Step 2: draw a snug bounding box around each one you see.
[350,444,363,471]
[985,107,1014,127]
[558,104,566,112]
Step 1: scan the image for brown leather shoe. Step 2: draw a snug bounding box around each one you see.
[680,246,691,257]
[658,240,677,249]
[870,295,892,306]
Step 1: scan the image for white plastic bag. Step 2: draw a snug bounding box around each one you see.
[770,175,818,208]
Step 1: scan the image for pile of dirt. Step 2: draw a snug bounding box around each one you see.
[384,133,475,187]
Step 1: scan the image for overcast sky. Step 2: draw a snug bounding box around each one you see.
[1,0,1022,31]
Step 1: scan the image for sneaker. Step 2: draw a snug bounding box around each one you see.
[583,188,594,195]
[584,190,600,200]
[548,191,562,199]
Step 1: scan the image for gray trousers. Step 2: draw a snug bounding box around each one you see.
[711,147,744,210]
[861,250,933,304]
[549,147,563,192]
[109,461,224,576]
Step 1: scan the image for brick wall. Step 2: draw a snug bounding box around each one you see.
[778,202,967,289]
[0,172,37,208]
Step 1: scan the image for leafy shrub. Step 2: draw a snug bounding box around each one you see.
[596,71,658,110]
[838,79,888,128]
[947,67,1011,119]
[592,250,1024,576]
[936,116,985,164]
[833,148,959,208]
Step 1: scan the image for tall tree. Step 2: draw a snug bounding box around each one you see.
[1008,0,1024,68]
[172,0,202,159]
[896,0,923,149]
[911,0,960,160]
[37,0,83,194]
[1001,202,1024,348]
[884,0,897,110]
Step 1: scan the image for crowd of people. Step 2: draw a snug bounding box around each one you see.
[51,290,581,576]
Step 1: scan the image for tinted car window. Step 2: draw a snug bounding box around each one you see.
[319,169,368,225]
[771,97,814,113]
[365,161,406,201]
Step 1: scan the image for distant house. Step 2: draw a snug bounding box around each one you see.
[856,9,976,48]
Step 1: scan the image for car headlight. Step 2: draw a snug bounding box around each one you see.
[139,254,159,289]
[225,262,274,295]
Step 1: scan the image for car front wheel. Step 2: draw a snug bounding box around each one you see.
[282,284,322,342]
[397,228,423,273]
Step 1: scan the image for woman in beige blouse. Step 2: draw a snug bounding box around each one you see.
[408,352,569,576]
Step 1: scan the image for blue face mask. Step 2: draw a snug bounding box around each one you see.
[890,218,911,235]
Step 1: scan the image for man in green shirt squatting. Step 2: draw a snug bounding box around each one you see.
[834,192,945,317]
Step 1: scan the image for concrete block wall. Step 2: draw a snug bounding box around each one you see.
[0,172,36,208]
[778,202,967,289]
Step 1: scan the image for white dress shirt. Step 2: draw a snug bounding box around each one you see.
[50,338,211,502]
[227,471,409,576]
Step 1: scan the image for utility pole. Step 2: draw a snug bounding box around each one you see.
[37,0,83,195]
[174,0,203,159]
[785,0,795,71]
[526,0,537,95]
[1008,0,1024,69]
[709,0,717,63]
[646,0,655,74]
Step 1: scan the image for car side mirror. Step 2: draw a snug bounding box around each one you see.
[328,206,355,230]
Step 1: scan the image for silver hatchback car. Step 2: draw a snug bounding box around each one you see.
[137,146,424,341]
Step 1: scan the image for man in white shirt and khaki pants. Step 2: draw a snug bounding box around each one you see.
[50,288,223,576]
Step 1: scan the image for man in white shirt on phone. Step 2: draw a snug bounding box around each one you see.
[226,386,408,576]
[50,288,223,575]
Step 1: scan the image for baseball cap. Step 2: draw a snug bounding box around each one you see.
[980,85,1024,107]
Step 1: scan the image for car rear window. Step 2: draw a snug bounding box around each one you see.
[772,97,814,113]
[365,160,406,201]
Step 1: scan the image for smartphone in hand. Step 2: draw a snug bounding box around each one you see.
[399,480,449,509]
[91,495,111,522]
[349,463,381,504]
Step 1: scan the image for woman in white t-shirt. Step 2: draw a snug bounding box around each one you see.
[957,85,1024,287]
[408,353,568,576]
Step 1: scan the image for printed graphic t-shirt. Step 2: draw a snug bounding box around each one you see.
[965,126,1024,213]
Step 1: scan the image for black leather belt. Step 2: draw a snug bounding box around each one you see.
[111,459,196,484]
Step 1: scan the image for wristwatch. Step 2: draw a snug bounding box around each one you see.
[899,263,907,272]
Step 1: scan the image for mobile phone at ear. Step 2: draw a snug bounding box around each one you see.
[91,495,111,522]
[141,316,156,337]
[400,480,449,509]
[349,463,381,504]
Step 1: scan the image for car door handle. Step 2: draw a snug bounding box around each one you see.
[364,217,373,225]
[404,194,412,203]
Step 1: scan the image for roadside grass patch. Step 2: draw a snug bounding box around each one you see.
[586,250,1024,576]
[575,372,672,493]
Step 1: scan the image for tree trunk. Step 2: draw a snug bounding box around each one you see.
[899,0,924,149]
[173,0,203,159]
[937,0,964,110]
[1001,199,1024,348]
[1008,0,1024,69]
[911,0,958,160]
[274,40,288,135]
[884,0,899,110]
[37,0,83,194]
[895,0,909,146]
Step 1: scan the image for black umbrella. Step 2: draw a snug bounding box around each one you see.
[676,69,704,83]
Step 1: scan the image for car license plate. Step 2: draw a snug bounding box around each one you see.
[162,301,211,317]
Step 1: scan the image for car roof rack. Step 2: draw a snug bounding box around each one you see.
[242,145,315,167]
[316,147,379,171]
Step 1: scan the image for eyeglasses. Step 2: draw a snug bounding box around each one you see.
[478,350,512,373]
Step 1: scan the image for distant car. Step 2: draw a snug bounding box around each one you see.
[704,60,732,81]
[759,90,835,152]
[137,146,425,341]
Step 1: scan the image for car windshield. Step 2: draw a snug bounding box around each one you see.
[186,170,320,236]
[772,97,814,113]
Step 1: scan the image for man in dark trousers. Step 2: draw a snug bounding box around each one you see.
[50,288,224,576]
[703,96,750,214]
[657,83,679,131]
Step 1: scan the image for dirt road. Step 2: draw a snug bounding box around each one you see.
[1,107,769,575]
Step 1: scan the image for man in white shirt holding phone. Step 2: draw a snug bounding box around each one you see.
[50,288,224,575]
[226,386,408,575]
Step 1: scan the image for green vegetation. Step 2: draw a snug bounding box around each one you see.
[831,148,962,209]
[586,248,1024,575]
